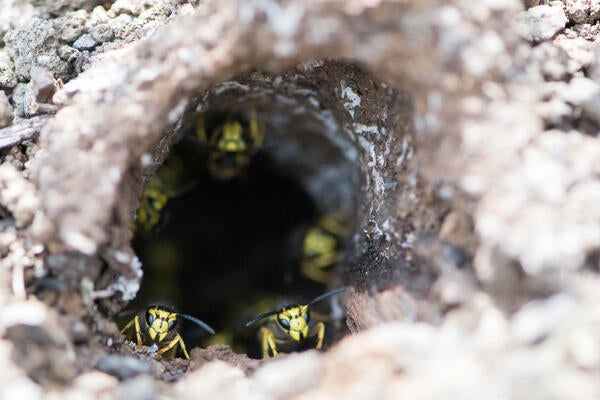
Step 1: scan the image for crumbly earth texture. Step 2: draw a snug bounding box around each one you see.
[0,0,599,398]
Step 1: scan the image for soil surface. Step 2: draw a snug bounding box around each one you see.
[0,0,598,398]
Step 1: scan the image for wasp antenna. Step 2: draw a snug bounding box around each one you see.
[245,310,279,327]
[178,313,216,335]
[116,308,140,318]
[308,287,347,306]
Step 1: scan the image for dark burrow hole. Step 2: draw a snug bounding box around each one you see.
[8,62,447,385]
[126,90,361,359]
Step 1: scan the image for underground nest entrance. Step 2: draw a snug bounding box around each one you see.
[127,82,362,359]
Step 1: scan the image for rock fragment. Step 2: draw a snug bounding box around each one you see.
[11,67,60,117]
[96,355,152,380]
[90,24,114,43]
[4,19,69,81]
[515,5,568,43]
[564,0,600,24]
[109,0,145,17]
[0,51,17,88]
[55,10,89,43]
[73,34,97,51]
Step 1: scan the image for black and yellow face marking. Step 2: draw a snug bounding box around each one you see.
[132,155,191,235]
[120,305,214,361]
[300,217,349,284]
[196,110,265,180]
[277,304,310,342]
[134,184,173,234]
[145,306,177,343]
[214,120,249,153]
[246,287,346,358]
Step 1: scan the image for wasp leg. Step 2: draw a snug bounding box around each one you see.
[259,327,278,358]
[301,253,342,284]
[177,334,191,359]
[120,318,136,342]
[121,315,143,346]
[120,319,134,334]
[132,315,143,345]
[301,262,331,284]
[249,109,265,148]
[312,322,325,350]
[318,216,350,236]
[157,333,189,360]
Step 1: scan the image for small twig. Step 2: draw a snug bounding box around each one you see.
[0,115,51,150]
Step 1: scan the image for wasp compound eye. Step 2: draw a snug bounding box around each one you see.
[278,317,291,330]
[303,311,310,324]
[168,319,176,330]
[146,311,154,325]
[147,197,157,209]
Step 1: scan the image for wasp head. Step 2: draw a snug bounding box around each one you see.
[145,306,177,343]
[277,305,310,341]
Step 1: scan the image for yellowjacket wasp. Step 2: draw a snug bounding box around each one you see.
[300,216,349,284]
[120,305,215,360]
[133,155,196,235]
[245,287,346,358]
[196,109,265,180]
[133,176,174,235]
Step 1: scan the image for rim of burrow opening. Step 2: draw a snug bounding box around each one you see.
[64,62,434,371]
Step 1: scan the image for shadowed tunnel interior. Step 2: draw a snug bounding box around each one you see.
[128,96,361,357]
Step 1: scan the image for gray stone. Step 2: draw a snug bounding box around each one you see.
[110,14,135,40]
[72,34,97,51]
[515,5,568,43]
[58,45,78,62]
[4,18,70,81]
[10,83,33,118]
[90,24,114,43]
[20,66,59,116]
[115,375,158,400]
[28,0,89,15]
[55,10,89,43]
[28,66,57,104]
[565,0,600,24]
[96,355,152,380]
[0,51,17,88]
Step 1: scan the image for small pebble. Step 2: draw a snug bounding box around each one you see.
[515,5,568,43]
[96,354,152,380]
[90,24,114,43]
[73,34,97,51]
[0,51,17,88]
